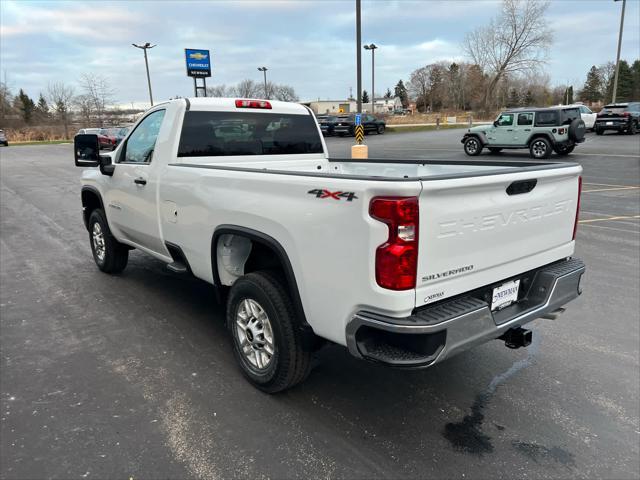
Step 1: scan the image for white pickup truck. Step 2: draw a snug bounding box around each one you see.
[74,98,585,392]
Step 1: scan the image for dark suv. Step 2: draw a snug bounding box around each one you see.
[317,115,338,136]
[462,106,586,159]
[333,114,385,136]
[595,102,640,135]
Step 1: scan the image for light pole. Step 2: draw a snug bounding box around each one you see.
[132,43,155,106]
[356,0,362,113]
[612,0,626,103]
[364,43,377,113]
[258,67,268,98]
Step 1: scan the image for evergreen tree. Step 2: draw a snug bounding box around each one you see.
[14,89,35,124]
[507,88,519,107]
[524,90,534,106]
[580,66,602,102]
[615,60,633,101]
[384,88,392,99]
[394,80,408,107]
[631,59,640,101]
[567,85,574,104]
[36,93,50,121]
[362,90,370,104]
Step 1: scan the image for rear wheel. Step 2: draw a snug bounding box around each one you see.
[377,125,385,134]
[463,136,483,156]
[88,209,128,274]
[529,137,552,159]
[554,144,575,156]
[227,271,312,393]
[488,147,502,154]
[629,121,638,135]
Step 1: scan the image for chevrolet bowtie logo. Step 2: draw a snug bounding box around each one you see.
[189,52,207,60]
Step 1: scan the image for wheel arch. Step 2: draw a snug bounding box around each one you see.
[211,225,310,331]
[526,132,554,146]
[81,186,105,230]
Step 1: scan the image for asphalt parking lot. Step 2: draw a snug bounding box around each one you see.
[1,130,639,479]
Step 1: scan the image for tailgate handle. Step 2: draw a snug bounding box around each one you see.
[507,179,537,195]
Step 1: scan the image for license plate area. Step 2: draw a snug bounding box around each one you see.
[491,279,520,311]
[606,121,613,125]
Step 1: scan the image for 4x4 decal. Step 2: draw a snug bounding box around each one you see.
[307,189,358,201]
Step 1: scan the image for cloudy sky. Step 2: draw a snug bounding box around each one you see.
[1,0,639,106]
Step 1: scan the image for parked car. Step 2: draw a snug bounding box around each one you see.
[99,128,118,149]
[110,126,131,145]
[334,113,385,136]
[0,129,8,146]
[73,97,584,392]
[594,102,640,135]
[317,115,338,136]
[576,104,597,130]
[77,128,115,150]
[462,106,586,159]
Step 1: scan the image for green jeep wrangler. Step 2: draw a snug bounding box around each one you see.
[462,106,586,159]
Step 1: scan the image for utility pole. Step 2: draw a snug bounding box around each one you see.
[132,43,155,106]
[364,44,377,113]
[258,67,268,98]
[356,0,362,113]
[612,0,626,103]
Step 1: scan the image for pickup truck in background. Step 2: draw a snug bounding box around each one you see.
[74,98,585,392]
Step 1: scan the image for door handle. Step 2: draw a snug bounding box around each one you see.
[524,129,531,131]
[507,129,513,131]
[134,177,147,185]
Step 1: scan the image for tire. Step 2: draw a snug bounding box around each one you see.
[628,121,638,135]
[88,209,129,274]
[488,147,502,154]
[463,136,483,156]
[529,137,552,159]
[554,144,575,156]
[595,127,603,135]
[377,125,385,134]
[227,271,312,393]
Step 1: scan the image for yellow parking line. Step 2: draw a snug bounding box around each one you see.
[582,186,640,193]
[579,215,640,224]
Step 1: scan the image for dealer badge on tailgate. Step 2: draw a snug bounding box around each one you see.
[491,279,520,311]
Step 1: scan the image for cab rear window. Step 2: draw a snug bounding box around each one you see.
[178,111,323,157]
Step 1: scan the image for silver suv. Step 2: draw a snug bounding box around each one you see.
[0,129,8,147]
[462,107,586,159]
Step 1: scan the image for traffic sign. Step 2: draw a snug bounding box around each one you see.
[355,125,364,144]
[355,113,362,126]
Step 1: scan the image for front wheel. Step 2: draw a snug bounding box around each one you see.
[529,137,552,159]
[463,136,483,156]
[595,127,603,135]
[377,125,385,134]
[227,271,312,393]
[88,209,129,274]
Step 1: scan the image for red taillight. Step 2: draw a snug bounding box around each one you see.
[573,176,582,240]
[558,128,566,134]
[623,112,630,117]
[370,197,419,290]
[235,99,272,109]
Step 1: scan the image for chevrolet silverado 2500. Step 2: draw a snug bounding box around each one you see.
[74,98,585,392]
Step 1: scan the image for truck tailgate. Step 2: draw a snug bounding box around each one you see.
[415,165,581,308]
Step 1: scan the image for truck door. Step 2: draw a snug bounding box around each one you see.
[513,112,534,144]
[105,109,167,254]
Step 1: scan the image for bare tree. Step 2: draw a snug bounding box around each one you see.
[272,84,299,102]
[235,79,260,98]
[73,93,93,127]
[79,73,115,126]
[47,81,75,138]
[206,84,236,97]
[408,67,430,112]
[463,0,553,109]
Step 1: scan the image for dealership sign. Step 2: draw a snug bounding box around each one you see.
[185,49,211,77]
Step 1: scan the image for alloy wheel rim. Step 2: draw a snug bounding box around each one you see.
[533,141,546,157]
[235,299,275,371]
[466,139,478,153]
[92,222,106,262]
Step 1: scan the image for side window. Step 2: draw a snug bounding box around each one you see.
[535,111,557,127]
[580,106,592,114]
[496,113,514,126]
[560,108,580,125]
[121,110,166,163]
[517,113,533,126]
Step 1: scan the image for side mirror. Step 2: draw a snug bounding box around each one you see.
[74,134,100,167]
[493,120,499,127]
[99,154,115,177]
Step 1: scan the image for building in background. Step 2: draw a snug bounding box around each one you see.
[303,97,402,115]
